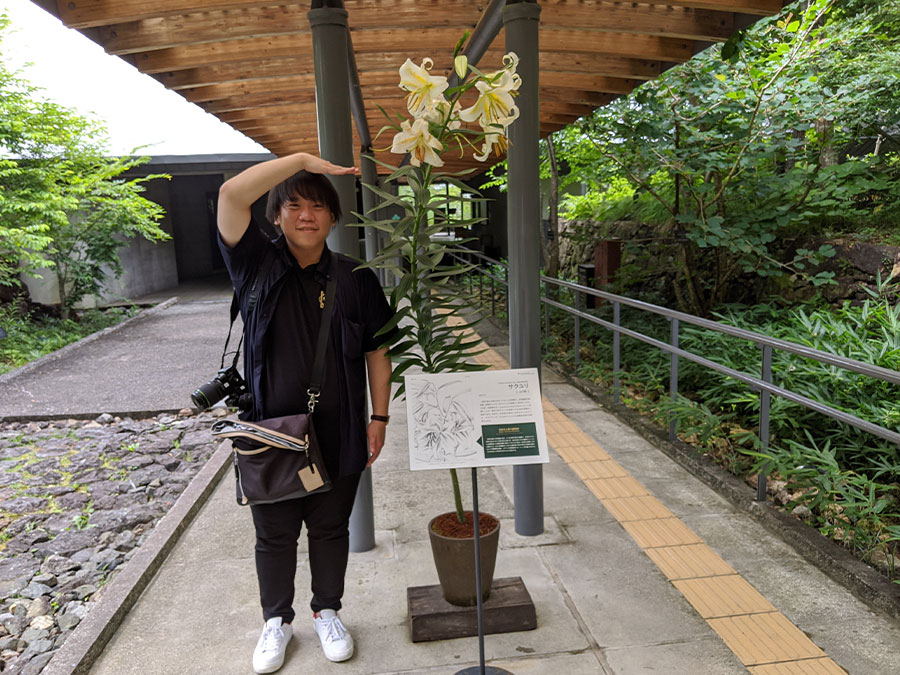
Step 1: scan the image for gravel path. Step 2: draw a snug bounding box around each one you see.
[0,408,227,674]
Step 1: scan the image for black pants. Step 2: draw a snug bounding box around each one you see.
[250,472,362,624]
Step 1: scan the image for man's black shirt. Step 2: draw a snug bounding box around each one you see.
[219,224,395,476]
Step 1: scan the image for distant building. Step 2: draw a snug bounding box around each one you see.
[23,153,274,307]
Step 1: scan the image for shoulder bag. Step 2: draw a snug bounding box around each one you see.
[211,276,336,505]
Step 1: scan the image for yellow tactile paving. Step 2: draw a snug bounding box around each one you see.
[644,544,737,580]
[673,575,778,619]
[748,658,848,674]
[621,517,704,548]
[598,495,677,522]
[553,440,612,463]
[584,475,651,500]
[568,459,630,480]
[708,613,827,665]
[443,323,843,673]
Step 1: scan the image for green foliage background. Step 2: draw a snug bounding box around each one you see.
[539,0,900,316]
[0,14,169,316]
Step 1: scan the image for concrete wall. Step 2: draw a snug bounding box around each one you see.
[103,178,178,301]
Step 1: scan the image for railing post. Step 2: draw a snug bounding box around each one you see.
[669,317,679,442]
[504,266,510,317]
[544,284,549,342]
[613,301,621,403]
[574,287,582,372]
[491,275,496,316]
[478,267,483,304]
[757,344,773,502]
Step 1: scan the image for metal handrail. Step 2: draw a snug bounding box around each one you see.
[452,249,900,501]
[458,250,900,386]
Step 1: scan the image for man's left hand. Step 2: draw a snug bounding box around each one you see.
[366,420,386,467]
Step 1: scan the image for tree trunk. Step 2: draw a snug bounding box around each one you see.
[56,268,70,321]
[816,118,838,167]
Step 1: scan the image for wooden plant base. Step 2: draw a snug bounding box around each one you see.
[407,576,537,643]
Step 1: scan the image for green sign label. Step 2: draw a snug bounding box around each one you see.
[480,423,539,459]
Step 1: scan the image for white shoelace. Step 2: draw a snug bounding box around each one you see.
[321,616,347,643]
[261,624,283,653]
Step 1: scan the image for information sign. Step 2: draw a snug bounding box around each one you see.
[405,368,549,471]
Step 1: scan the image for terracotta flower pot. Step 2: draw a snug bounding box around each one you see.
[428,511,500,607]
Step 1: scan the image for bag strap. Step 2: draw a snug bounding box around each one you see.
[222,245,277,369]
[306,276,337,413]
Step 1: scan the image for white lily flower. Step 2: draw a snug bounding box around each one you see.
[423,99,461,130]
[390,117,444,167]
[458,68,521,132]
[398,57,449,117]
[472,130,508,162]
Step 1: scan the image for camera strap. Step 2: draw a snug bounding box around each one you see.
[222,246,277,370]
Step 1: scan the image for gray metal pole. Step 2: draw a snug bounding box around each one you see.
[504,0,543,537]
[308,5,359,257]
[309,4,373,552]
[351,151,381,552]
[360,150,380,263]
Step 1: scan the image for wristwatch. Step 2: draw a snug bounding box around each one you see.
[370,414,390,424]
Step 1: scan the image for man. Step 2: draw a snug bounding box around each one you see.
[217,152,393,672]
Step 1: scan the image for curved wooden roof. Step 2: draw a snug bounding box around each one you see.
[31,0,784,173]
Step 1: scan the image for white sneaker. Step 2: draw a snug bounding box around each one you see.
[313,609,354,662]
[253,617,292,674]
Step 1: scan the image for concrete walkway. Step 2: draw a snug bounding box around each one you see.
[6,279,900,673]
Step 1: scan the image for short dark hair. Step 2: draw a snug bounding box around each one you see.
[265,170,342,225]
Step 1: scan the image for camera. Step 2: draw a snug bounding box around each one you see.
[191,366,252,411]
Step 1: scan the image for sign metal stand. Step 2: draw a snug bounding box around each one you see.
[454,468,513,675]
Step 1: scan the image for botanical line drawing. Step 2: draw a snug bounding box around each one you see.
[410,379,477,465]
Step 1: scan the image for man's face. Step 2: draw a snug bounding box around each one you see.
[275,193,334,254]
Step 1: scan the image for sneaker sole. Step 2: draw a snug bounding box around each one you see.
[323,646,354,663]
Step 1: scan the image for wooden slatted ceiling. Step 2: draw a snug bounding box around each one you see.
[33,0,784,174]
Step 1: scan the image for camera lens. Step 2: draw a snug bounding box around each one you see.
[191,379,225,410]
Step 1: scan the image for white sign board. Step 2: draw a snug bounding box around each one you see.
[405,368,549,471]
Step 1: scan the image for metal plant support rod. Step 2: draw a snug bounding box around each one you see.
[669,317,679,442]
[757,344,773,502]
[613,301,621,403]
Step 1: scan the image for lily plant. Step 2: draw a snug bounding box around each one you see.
[357,37,522,524]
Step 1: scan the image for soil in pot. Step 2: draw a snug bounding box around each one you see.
[429,511,500,607]
[431,511,499,538]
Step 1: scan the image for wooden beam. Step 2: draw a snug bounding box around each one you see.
[541,89,617,107]
[57,0,274,29]
[95,8,311,54]
[541,30,695,63]
[539,1,735,42]
[57,0,782,31]
[540,100,598,117]
[202,95,318,115]
[540,53,662,80]
[128,26,473,72]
